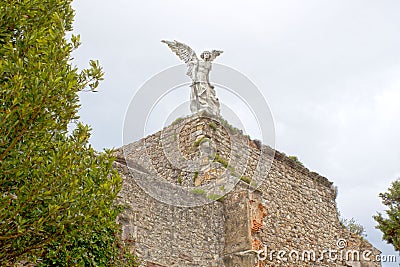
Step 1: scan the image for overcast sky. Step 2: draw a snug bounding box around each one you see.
[72,0,400,265]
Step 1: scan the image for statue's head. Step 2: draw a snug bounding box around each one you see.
[200,51,211,61]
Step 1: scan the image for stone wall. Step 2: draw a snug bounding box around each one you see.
[115,159,225,266]
[115,114,381,267]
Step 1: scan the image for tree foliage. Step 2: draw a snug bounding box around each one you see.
[0,0,138,265]
[340,217,366,238]
[374,178,400,252]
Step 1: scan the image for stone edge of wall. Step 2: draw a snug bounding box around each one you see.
[118,114,335,192]
[272,149,334,189]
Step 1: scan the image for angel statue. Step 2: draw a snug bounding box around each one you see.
[162,40,223,116]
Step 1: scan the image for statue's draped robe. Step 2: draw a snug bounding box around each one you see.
[187,60,220,116]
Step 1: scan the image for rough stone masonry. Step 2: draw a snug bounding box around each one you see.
[114,114,381,267]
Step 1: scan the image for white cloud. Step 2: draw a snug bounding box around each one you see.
[375,87,400,123]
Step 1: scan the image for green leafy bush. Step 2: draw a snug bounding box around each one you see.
[191,188,206,195]
[208,122,217,130]
[374,178,400,251]
[340,217,366,238]
[214,153,229,168]
[207,194,224,202]
[288,155,304,167]
[0,1,138,265]
[240,176,252,184]
[194,137,209,147]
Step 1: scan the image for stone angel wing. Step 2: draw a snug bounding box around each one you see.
[162,40,199,79]
[208,50,223,61]
[161,40,198,64]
